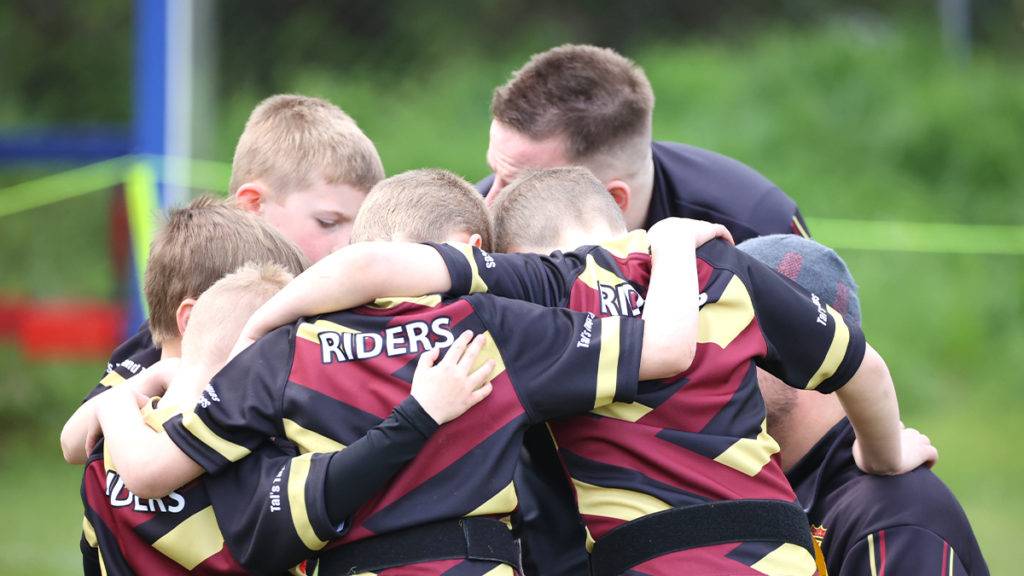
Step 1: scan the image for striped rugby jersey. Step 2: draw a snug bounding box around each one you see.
[162,293,644,575]
[80,399,306,576]
[83,325,161,403]
[431,234,867,576]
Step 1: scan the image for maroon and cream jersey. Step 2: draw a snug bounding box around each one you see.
[432,234,865,575]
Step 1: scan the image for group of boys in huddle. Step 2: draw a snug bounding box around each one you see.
[59,44,988,576]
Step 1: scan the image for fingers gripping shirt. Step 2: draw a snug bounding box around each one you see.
[163,294,643,574]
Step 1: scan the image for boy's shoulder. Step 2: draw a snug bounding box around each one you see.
[103,324,159,380]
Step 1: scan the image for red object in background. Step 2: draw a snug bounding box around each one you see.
[0,298,26,337]
[0,297,124,359]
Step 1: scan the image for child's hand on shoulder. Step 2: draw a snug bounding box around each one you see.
[411,330,495,425]
[854,424,938,476]
[648,217,734,251]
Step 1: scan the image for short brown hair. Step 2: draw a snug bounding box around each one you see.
[228,94,385,197]
[492,167,626,253]
[491,44,654,162]
[351,169,494,250]
[181,263,293,368]
[145,196,307,345]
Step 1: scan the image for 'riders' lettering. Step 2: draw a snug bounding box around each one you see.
[319,317,456,364]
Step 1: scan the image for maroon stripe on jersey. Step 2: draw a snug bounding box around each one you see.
[550,415,794,503]
[628,542,764,576]
[608,252,652,290]
[581,512,628,541]
[376,558,461,575]
[193,549,248,575]
[569,281,603,318]
[941,540,950,576]
[879,529,888,576]
[291,337,413,420]
[697,258,714,288]
[83,461,193,575]
[637,321,766,433]
[341,371,525,542]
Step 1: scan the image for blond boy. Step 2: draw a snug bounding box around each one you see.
[230,94,385,263]
[60,197,307,463]
[63,94,383,463]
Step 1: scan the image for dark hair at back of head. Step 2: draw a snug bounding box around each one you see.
[144,195,307,344]
[491,44,654,161]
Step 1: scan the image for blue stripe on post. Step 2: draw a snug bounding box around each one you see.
[129,0,168,337]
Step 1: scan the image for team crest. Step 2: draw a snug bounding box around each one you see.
[811,523,827,543]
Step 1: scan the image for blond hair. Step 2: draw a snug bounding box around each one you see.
[228,94,385,198]
[144,196,307,345]
[492,167,626,253]
[181,263,294,367]
[492,45,654,164]
[351,169,494,250]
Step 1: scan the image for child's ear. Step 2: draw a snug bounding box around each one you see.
[234,182,269,213]
[175,298,198,338]
[606,180,631,213]
[468,233,483,249]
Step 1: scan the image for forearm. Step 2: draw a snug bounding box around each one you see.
[61,373,165,464]
[60,400,99,464]
[640,228,699,379]
[323,396,439,525]
[96,386,202,497]
[244,242,453,338]
[836,344,902,474]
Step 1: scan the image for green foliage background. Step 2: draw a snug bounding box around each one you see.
[1,5,1021,574]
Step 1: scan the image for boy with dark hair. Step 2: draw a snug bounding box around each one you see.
[243,168,936,575]
[82,264,298,575]
[94,169,703,574]
[61,197,308,464]
[85,264,494,575]
[738,234,988,576]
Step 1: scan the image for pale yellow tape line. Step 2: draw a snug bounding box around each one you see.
[810,217,1024,255]
[124,161,160,315]
[0,156,131,219]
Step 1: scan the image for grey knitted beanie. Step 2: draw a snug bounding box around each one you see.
[737,234,861,324]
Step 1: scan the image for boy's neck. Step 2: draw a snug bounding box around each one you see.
[774,394,845,472]
[156,361,223,410]
[160,339,182,360]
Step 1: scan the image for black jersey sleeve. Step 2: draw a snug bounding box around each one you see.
[204,441,314,573]
[737,249,866,393]
[211,397,440,573]
[427,241,582,307]
[470,295,645,423]
[163,324,295,475]
[83,326,161,403]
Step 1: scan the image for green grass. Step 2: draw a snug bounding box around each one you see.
[1,21,1021,573]
[0,353,98,576]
